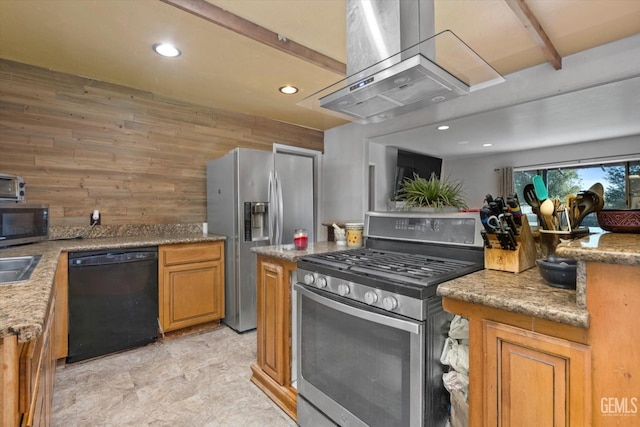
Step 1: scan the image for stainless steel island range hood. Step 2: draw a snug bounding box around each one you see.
[299,0,504,124]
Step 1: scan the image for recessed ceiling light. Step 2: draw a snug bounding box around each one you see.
[457,141,469,145]
[482,143,493,147]
[153,43,181,57]
[279,85,299,95]
[437,125,450,130]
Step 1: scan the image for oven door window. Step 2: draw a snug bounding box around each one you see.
[298,286,424,427]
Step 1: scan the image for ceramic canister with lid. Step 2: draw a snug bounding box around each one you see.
[345,223,364,248]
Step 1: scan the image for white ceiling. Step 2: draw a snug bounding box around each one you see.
[370,72,640,159]
[1,0,640,158]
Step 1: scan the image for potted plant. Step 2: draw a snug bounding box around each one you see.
[397,172,468,211]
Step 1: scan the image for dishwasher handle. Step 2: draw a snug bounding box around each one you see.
[69,251,158,267]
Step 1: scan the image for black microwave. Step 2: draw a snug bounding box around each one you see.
[0,203,49,247]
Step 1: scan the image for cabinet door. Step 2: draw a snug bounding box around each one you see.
[160,260,224,332]
[256,259,288,385]
[22,296,56,427]
[53,252,68,360]
[485,321,591,427]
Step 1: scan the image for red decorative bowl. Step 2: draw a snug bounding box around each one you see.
[596,209,640,233]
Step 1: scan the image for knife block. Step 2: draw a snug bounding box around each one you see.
[484,215,537,273]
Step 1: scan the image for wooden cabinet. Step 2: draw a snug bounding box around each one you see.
[159,241,224,332]
[53,252,68,360]
[250,255,297,421]
[442,298,591,427]
[19,294,57,427]
[484,321,591,427]
[1,256,63,427]
[586,262,640,426]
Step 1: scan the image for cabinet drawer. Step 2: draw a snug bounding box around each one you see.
[161,242,222,266]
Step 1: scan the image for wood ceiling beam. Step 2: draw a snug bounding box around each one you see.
[159,0,346,76]
[505,0,562,70]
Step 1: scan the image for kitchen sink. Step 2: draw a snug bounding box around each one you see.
[0,255,42,284]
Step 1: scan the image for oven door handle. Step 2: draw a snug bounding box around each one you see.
[295,284,421,335]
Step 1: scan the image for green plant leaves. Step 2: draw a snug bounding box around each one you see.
[398,173,467,209]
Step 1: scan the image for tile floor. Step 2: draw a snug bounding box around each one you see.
[51,325,297,427]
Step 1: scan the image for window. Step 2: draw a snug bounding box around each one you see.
[514,160,640,229]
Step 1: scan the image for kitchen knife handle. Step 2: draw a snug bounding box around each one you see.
[503,213,520,235]
[480,206,495,233]
[488,201,501,216]
[504,227,517,250]
[480,229,493,249]
[495,230,508,250]
[506,196,523,227]
[494,196,506,213]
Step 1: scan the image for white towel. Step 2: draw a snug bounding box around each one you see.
[443,370,469,400]
[440,337,469,375]
[448,315,469,340]
[440,336,455,365]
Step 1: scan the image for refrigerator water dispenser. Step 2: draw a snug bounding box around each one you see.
[244,201,269,241]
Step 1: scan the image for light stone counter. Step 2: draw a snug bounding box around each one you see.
[438,232,640,329]
[437,267,588,328]
[250,241,348,262]
[555,231,640,265]
[0,232,225,342]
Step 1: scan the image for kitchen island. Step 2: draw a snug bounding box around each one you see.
[0,231,225,426]
[437,232,640,426]
[249,241,345,420]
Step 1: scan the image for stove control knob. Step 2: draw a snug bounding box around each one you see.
[303,273,315,285]
[316,277,327,289]
[383,296,398,311]
[364,291,378,305]
[338,283,350,296]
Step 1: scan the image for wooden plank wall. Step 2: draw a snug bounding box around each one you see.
[0,59,324,226]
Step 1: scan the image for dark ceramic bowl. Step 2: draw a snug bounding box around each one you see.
[536,258,577,289]
[597,209,640,233]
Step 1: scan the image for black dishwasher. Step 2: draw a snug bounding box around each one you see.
[67,246,159,363]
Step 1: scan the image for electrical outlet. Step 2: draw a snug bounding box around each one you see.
[90,210,101,225]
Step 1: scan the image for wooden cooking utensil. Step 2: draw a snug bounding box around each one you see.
[540,198,555,230]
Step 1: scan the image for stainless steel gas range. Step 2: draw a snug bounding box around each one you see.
[295,211,484,427]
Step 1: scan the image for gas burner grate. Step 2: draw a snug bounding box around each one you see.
[305,249,477,286]
[304,249,389,269]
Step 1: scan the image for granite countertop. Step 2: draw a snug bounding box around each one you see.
[251,241,348,262]
[437,267,589,328]
[556,231,640,265]
[0,233,225,342]
[438,232,640,329]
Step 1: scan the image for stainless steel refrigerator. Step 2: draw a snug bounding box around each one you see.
[206,145,318,332]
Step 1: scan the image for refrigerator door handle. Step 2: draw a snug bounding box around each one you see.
[268,171,276,245]
[276,172,284,245]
